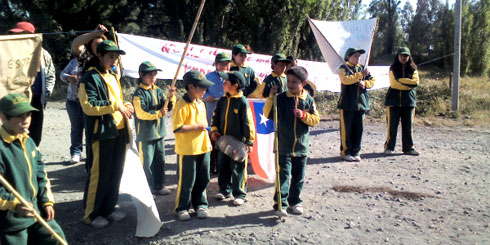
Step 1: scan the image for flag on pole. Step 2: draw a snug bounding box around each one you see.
[248,99,275,183]
[308,17,378,73]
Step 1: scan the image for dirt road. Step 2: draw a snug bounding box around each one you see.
[40,102,490,244]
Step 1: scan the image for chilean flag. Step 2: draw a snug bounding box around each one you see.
[248,99,275,183]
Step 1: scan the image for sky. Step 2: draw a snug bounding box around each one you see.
[360,0,457,12]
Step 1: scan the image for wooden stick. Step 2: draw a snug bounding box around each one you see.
[273,95,283,212]
[163,0,206,109]
[111,27,125,76]
[0,174,67,245]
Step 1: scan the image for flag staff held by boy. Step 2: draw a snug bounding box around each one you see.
[263,66,320,217]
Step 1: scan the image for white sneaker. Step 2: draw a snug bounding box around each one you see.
[274,209,288,217]
[91,216,109,228]
[177,210,190,221]
[342,154,355,162]
[196,208,208,219]
[384,149,394,155]
[153,187,171,196]
[233,198,245,206]
[107,210,127,221]
[352,155,361,162]
[70,154,80,164]
[215,193,232,201]
[288,204,304,215]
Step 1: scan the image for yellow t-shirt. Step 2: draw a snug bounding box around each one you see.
[101,72,125,129]
[172,95,212,155]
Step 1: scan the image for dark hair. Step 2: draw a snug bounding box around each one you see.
[84,35,107,56]
[286,66,308,82]
[390,54,417,79]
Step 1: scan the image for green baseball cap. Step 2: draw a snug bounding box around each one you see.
[218,71,246,89]
[215,53,232,63]
[344,48,366,60]
[96,40,126,55]
[183,70,214,88]
[0,93,38,117]
[139,61,162,73]
[397,47,411,56]
[271,53,291,63]
[232,44,250,55]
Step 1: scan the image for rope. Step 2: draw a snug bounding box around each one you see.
[417,52,457,67]
[41,30,104,35]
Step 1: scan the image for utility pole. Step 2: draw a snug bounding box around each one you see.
[452,0,462,111]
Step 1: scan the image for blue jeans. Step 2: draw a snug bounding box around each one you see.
[66,99,84,156]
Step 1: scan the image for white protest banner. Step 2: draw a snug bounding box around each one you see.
[0,34,42,99]
[117,33,389,92]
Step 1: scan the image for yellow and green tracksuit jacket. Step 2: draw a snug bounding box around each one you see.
[264,90,320,156]
[261,72,287,99]
[210,91,255,146]
[78,64,129,142]
[230,62,259,97]
[133,83,176,142]
[0,128,54,233]
[337,62,375,111]
[172,94,212,155]
[385,68,420,107]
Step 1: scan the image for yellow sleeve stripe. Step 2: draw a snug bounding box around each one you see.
[365,77,375,89]
[398,70,420,86]
[339,68,363,85]
[133,96,159,121]
[0,197,21,211]
[389,71,412,90]
[78,83,118,116]
[247,106,256,143]
[301,103,320,127]
[263,97,274,118]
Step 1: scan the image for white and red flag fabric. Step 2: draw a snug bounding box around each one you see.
[248,99,275,183]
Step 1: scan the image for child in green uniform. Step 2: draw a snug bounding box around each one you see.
[230,44,259,98]
[79,40,134,228]
[133,61,176,195]
[172,70,214,221]
[263,66,320,217]
[384,47,420,156]
[210,71,255,206]
[261,53,291,98]
[337,48,375,162]
[0,93,65,244]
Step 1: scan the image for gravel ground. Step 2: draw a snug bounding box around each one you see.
[40,101,490,244]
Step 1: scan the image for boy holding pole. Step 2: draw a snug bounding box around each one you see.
[0,93,66,244]
[263,66,320,217]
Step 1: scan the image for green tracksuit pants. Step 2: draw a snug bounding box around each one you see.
[273,155,307,210]
[174,153,210,212]
[83,129,127,223]
[340,109,365,157]
[384,106,416,152]
[0,220,65,245]
[217,152,247,199]
[138,138,166,190]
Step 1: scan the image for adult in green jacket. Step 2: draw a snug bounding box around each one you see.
[337,48,375,162]
[384,47,420,156]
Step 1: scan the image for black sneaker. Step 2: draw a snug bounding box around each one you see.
[404,149,420,156]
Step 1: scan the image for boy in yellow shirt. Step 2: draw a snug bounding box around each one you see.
[172,70,214,221]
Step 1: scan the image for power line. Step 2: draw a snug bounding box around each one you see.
[417,52,457,67]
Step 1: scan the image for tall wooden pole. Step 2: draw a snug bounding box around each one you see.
[163,0,206,109]
[452,0,462,111]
